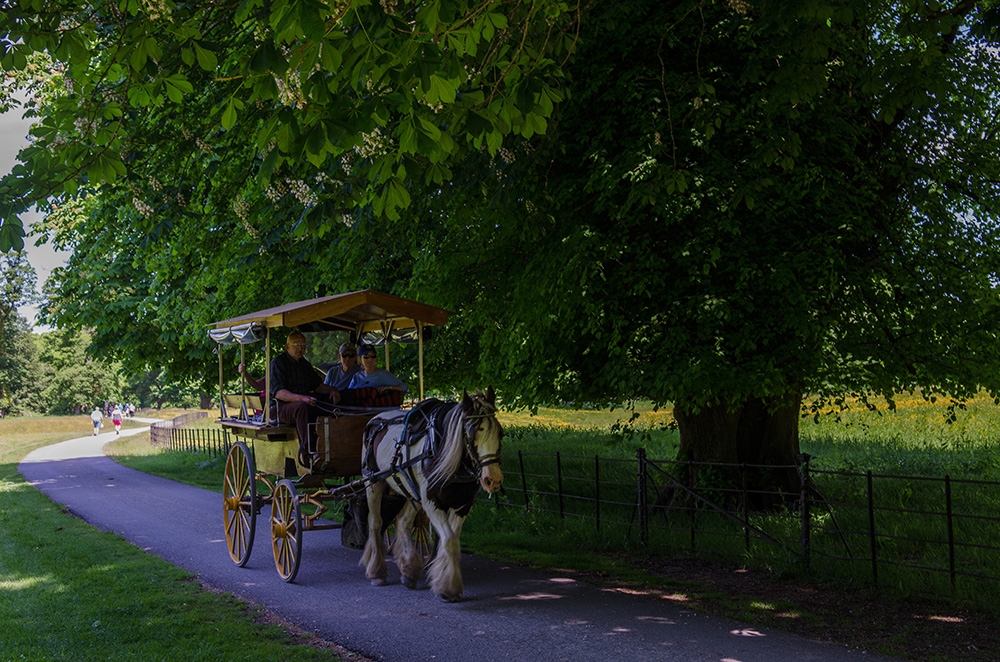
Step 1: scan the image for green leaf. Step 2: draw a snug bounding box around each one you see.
[221,97,241,130]
[162,75,193,103]
[418,0,441,33]
[0,217,25,252]
[194,42,218,71]
[428,75,457,104]
[305,122,328,157]
[164,81,184,103]
[275,121,297,153]
[399,120,418,154]
[417,117,442,141]
[258,148,279,184]
[249,42,288,75]
[319,42,343,72]
[485,129,502,155]
[127,84,152,107]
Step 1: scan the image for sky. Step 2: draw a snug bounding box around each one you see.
[1,97,69,330]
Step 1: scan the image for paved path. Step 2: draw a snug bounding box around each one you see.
[19,427,897,662]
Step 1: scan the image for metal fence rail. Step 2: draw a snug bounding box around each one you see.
[152,419,1000,597]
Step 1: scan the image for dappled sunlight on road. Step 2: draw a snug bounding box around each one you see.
[920,614,965,623]
[499,575,582,600]
[602,585,691,603]
[498,591,565,601]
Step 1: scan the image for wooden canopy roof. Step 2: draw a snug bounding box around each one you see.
[210,290,450,335]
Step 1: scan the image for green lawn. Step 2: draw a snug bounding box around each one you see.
[0,415,343,661]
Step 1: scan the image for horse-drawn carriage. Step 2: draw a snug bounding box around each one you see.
[210,291,503,599]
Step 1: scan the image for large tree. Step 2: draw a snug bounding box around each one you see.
[408,0,1000,494]
[33,327,121,414]
[0,252,40,413]
[7,1,1000,498]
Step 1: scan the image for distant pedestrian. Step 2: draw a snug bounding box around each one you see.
[91,407,103,436]
[111,406,123,435]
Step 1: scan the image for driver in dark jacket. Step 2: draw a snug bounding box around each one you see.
[270,331,340,464]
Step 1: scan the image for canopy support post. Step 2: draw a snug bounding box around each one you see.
[264,328,271,425]
[218,346,224,418]
[380,320,395,371]
[417,321,425,401]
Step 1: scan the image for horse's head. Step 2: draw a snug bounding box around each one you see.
[462,386,504,494]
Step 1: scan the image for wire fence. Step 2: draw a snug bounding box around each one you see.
[153,417,1000,598]
[493,449,1000,598]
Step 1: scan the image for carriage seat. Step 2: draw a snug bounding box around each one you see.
[338,386,403,408]
[221,393,264,424]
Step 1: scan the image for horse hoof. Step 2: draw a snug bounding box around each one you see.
[440,593,461,603]
[402,576,418,590]
[370,578,388,587]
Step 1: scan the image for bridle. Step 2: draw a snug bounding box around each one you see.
[462,407,502,473]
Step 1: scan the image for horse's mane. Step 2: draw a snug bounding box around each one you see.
[425,391,497,488]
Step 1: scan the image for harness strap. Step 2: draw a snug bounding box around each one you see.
[362,396,502,501]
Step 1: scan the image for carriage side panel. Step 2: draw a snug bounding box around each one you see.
[314,411,379,477]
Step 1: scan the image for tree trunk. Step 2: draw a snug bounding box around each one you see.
[674,393,802,508]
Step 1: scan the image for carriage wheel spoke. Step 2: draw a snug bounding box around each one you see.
[223,442,256,567]
[271,479,302,582]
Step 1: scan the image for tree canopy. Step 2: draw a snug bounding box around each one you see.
[0,0,579,251]
[4,1,1000,471]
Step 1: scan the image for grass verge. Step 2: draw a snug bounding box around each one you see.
[0,415,346,661]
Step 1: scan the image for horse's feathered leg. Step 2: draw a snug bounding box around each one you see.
[423,503,463,601]
[361,480,388,586]
[391,501,424,589]
[448,510,466,538]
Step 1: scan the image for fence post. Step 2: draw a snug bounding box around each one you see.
[867,470,878,586]
[556,451,565,519]
[594,455,601,532]
[688,458,696,551]
[741,462,749,553]
[945,474,955,592]
[518,451,529,509]
[798,453,811,569]
[637,448,648,545]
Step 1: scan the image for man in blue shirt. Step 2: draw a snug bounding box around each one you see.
[323,342,362,391]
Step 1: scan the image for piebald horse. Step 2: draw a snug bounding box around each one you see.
[360,388,503,601]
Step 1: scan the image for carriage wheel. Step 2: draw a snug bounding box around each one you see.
[412,509,434,560]
[384,509,435,560]
[271,479,302,582]
[223,441,256,567]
